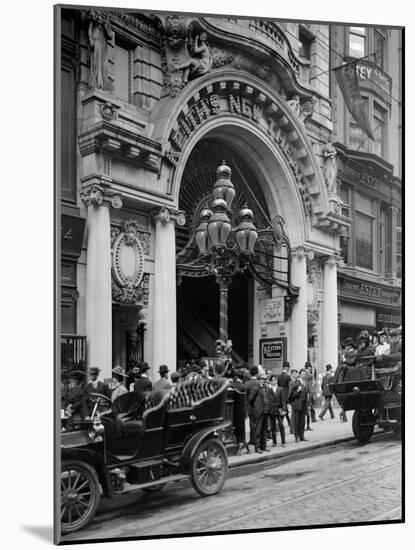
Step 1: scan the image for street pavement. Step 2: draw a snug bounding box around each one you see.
[61,411,402,543]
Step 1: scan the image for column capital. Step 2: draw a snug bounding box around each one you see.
[152,206,186,227]
[322,254,343,268]
[81,184,123,209]
[291,245,314,260]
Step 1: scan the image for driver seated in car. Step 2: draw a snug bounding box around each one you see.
[84,366,111,418]
[63,370,88,421]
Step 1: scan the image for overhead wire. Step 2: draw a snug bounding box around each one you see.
[307,26,402,105]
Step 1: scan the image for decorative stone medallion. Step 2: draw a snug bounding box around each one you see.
[112,220,146,304]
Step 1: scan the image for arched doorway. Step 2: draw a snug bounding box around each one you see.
[175,138,272,366]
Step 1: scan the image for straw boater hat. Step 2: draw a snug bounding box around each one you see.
[112,365,127,377]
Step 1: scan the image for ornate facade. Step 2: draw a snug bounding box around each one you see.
[58,8,401,389]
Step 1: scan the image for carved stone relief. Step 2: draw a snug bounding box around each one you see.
[111,219,150,305]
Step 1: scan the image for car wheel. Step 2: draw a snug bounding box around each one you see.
[190,438,228,497]
[142,483,166,493]
[61,460,101,534]
[352,410,375,443]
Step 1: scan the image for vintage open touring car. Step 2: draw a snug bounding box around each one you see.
[60,377,230,534]
[330,353,402,443]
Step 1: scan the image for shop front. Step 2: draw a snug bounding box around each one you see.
[338,274,402,344]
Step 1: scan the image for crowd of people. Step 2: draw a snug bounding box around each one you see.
[61,325,402,447]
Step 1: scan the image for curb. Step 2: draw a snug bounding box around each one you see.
[228,428,386,470]
[228,434,356,470]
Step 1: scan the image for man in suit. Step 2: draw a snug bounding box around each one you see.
[245,365,260,449]
[288,368,309,442]
[154,364,172,391]
[133,362,153,393]
[63,370,88,421]
[277,361,291,428]
[232,368,249,455]
[252,373,272,453]
[84,366,111,416]
[319,364,335,420]
[268,375,287,447]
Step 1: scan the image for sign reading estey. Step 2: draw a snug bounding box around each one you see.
[259,337,287,375]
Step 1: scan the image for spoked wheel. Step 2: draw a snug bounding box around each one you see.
[352,409,375,443]
[191,438,228,496]
[61,460,101,534]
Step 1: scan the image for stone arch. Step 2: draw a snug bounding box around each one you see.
[149,68,330,244]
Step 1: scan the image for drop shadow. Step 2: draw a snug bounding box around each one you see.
[21,525,53,543]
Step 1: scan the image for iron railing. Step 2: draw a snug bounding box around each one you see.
[61,334,87,379]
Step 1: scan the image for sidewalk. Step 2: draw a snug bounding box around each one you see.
[229,408,356,469]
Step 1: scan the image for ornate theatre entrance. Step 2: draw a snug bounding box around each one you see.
[175,138,298,367]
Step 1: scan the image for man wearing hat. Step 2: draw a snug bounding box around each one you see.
[84,367,111,415]
[154,365,172,391]
[277,361,291,428]
[133,362,153,393]
[375,329,391,357]
[111,365,128,402]
[62,370,88,419]
[85,367,111,398]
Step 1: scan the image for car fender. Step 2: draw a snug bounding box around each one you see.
[61,448,113,498]
[179,420,231,475]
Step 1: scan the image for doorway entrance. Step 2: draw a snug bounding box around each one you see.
[175,138,270,367]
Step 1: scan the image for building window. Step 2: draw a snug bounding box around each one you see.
[374,29,386,69]
[349,27,366,58]
[349,121,369,152]
[373,102,387,158]
[113,42,132,102]
[299,26,314,60]
[396,209,402,279]
[355,192,374,270]
[61,64,77,203]
[61,260,78,334]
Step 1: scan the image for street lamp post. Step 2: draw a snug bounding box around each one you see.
[195,161,258,353]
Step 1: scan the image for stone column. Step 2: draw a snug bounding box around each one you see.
[322,256,338,370]
[290,247,308,371]
[82,185,122,379]
[152,207,181,381]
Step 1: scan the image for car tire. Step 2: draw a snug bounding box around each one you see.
[61,460,101,534]
[190,437,228,497]
[352,410,375,443]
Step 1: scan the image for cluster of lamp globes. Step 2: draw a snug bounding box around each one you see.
[195,161,258,256]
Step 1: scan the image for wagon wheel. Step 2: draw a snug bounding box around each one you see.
[352,409,375,443]
[61,460,101,534]
[190,438,228,496]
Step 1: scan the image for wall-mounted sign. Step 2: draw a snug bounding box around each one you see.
[261,298,285,323]
[259,337,287,374]
[376,308,401,328]
[339,275,401,307]
[61,214,86,257]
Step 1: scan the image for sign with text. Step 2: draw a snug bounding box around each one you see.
[259,337,287,374]
[61,214,86,258]
[339,276,401,307]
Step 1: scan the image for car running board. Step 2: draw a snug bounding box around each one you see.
[120,474,189,494]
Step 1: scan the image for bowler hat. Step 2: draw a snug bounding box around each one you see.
[158,364,169,374]
[140,362,150,372]
[89,366,100,375]
[344,337,354,346]
[283,361,290,368]
[69,369,86,382]
[112,365,127,377]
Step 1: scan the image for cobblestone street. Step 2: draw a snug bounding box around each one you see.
[62,431,402,543]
